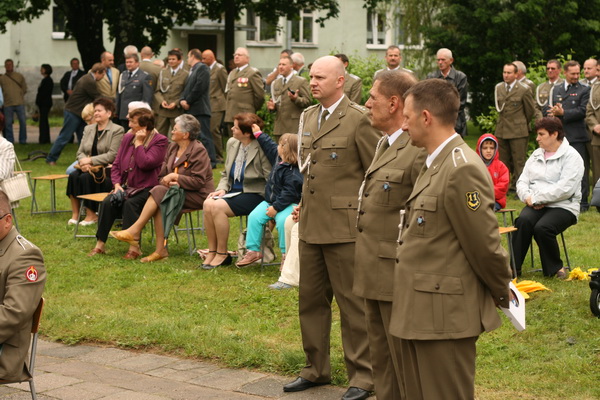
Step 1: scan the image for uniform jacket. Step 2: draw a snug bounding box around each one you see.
[0,227,46,382]
[494,81,535,139]
[271,75,311,136]
[544,82,590,144]
[35,76,54,109]
[535,79,563,120]
[224,65,265,122]
[353,132,426,301]
[158,140,215,213]
[343,72,362,104]
[154,67,187,119]
[585,81,600,146]
[116,68,153,119]
[111,131,168,189]
[139,60,161,90]
[64,73,101,117]
[476,134,509,208]
[256,132,303,211]
[216,137,271,197]
[517,138,583,218]
[76,121,125,166]
[389,136,512,340]
[427,67,468,134]
[0,72,27,107]
[180,62,211,118]
[298,96,380,244]
[209,63,228,113]
[59,69,85,101]
[96,67,120,100]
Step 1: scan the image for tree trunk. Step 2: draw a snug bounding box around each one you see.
[224,0,236,72]
[55,0,105,71]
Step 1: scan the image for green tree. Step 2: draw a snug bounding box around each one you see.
[0,0,50,32]
[424,0,600,118]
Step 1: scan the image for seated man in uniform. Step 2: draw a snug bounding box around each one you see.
[0,190,46,383]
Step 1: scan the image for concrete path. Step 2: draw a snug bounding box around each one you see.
[0,339,348,399]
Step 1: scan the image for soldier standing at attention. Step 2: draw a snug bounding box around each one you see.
[282,55,379,400]
[494,63,535,189]
[535,59,564,120]
[389,79,512,399]
[154,49,188,137]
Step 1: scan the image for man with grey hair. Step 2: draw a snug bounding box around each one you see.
[426,48,468,136]
[0,190,46,383]
[354,69,425,399]
[513,60,536,94]
[283,55,379,400]
[291,52,306,76]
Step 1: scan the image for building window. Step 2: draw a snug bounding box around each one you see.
[52,5,70,40]
[246,7,279,43]
[366,11,386,46]
[291,9,316,44]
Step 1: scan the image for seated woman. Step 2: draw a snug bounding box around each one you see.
[201,113,271,269]
[110,114,215,262]
[512,117,584,278]
[66,98,124,226]
[236,130,303,268]
[88,108,168,259]
[66,103,96,176]
[0,135,18,209]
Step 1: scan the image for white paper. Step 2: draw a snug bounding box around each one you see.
[500,281,526,331]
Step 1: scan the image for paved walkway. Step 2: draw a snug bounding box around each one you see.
[1,339,348,399]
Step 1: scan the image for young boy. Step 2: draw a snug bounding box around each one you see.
[477,133,509,211]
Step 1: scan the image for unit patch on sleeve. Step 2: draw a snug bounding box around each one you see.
[466,191,481,211]
[25,266,39,282]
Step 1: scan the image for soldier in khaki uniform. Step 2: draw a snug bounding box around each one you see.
[535,59,564,121]
[154,49,188,136]
[0,190,46,383]
[335,54,363,104]
[97,52,120,101]
[354,70,425,400]
[586,80,600,187]
[494,63,535,189]
[224,48,265,131]
[139,46,162,91]
[267,56,311,139]
[390,79,511,399]
[202,50,228,161]
[282,56,379,400]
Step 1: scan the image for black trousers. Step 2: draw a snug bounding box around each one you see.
[38,105,51,144]
[96,188,150,242]
[570,141,590,208]
[512,206,576,276]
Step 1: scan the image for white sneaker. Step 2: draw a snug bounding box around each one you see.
[79,219,98,226]
[67,219,78,225]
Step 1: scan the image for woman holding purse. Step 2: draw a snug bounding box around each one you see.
[66,98,124,226]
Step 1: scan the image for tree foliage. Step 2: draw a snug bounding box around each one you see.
[423,0,600,118]
[0,0,50,33]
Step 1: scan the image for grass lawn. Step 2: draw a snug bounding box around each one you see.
[9,124,600,399]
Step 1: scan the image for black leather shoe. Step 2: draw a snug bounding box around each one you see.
[342,386,371,400]
[283,376,329,392]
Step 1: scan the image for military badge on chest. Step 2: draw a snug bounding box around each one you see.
[237,77,249,87]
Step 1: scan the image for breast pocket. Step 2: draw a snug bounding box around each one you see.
[321,137,348,167]
[409,195,437,238]
[372,169,405,206]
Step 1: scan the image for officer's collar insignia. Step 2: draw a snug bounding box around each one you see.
[26,266,39,282]
[466,191,481,211]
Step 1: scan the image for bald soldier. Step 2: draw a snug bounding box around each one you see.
[354,70,425,399]
[390,79,511,399]
[0,190,46,383]
[283,56,380,400]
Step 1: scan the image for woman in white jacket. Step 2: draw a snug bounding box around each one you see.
[512,117,584,278]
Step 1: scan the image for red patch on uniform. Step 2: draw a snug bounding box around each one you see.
[25,266,38,282]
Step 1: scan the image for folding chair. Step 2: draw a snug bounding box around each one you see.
[0,297,44,400]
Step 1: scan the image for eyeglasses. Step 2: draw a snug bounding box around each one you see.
[0,213,11,220]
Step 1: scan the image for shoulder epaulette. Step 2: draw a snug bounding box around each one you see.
[251,67,260,73]
[517,81,530,90]
[349,103,368,113]
[349,73,361,80]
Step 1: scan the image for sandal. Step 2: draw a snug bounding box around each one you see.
[141,252,168,263]
[110,230,140,247]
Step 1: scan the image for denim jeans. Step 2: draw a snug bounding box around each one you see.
[3,105,27,144]
[47,111,85,163]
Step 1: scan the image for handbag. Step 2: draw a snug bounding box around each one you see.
[74,163,106,184]
[0,158,31,202]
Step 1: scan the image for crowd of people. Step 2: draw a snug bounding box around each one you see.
[1,43,599,400]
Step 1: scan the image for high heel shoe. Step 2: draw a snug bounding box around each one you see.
[199,250,216,269]
[202,252,232,270]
